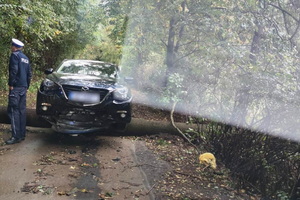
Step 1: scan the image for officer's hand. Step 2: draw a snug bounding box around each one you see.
[9,86,13,90]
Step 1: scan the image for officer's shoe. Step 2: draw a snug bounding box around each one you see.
[5,137,21,145]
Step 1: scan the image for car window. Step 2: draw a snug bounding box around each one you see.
[56,61,118,78]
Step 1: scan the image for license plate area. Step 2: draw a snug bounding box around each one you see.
[68,91,100,104]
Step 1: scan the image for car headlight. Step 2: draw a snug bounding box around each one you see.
[42,79,59,91]
[113,87,130,101]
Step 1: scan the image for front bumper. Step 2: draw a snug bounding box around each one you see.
[36,89,132,133]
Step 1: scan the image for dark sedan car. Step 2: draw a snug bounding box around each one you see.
[36,59,132,134]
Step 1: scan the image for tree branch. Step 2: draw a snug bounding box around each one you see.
[170,101,200,153]
[269,3,299,23]
[174,48,202,63]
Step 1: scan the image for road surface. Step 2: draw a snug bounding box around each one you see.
[0,125,169,200]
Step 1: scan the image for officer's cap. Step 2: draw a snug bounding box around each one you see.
[12,38,24,48]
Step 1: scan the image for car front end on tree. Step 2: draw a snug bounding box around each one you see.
[36,59,132,134]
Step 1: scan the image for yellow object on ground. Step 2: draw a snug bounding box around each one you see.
[199,152,217,169]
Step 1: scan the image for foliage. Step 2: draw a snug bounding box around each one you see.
[79,0,132,64]
[0,0,99,80]
[120,0,300,134]
[76,24,123,64]
[204,122,300,198]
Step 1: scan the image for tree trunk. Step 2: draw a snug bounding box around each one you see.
[230,23,264,126]
[0,106,196,135]
[249,24,263,65]
[280,0,300,55]
[164,16,177,87]
[0,106,51,128]
[164,0,187,87]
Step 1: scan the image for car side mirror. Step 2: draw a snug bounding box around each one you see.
[44,68,54,75]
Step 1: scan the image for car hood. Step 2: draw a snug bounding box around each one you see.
[48,72,118,89]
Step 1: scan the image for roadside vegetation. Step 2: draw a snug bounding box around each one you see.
[1,0,300,199]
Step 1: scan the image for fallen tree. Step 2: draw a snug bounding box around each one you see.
[0,106,51,128]
[0,106,195,135]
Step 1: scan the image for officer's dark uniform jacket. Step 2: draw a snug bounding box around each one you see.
[9,50,32,88]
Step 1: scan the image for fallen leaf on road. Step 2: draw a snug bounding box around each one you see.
[70,166,76,170]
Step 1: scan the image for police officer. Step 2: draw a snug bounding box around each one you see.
[5,38,32,145]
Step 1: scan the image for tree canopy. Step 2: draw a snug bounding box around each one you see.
[0,0,102,76]
[119,0,300,141]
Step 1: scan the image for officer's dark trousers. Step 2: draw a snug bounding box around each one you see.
[7,87,27,139]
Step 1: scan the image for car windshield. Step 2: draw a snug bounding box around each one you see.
[56,60,118,79]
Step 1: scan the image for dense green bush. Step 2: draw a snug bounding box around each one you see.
[202,122,300,199]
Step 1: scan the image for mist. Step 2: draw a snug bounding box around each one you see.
[120,0,300,142]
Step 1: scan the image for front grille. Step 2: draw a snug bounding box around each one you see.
[58,108,110,122]
[59,108,96,121]
[62,85,110,102]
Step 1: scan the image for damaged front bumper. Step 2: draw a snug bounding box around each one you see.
[36,89,132,134]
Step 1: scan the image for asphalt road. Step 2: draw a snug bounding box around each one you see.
[0,126,168,200]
